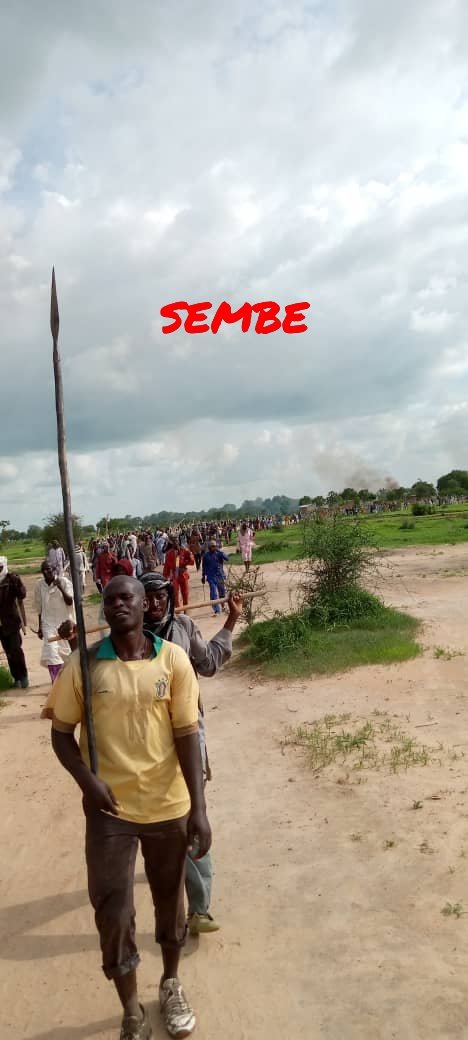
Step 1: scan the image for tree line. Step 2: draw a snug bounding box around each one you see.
[298,470,468,508]
[2,471,468,544]
[0,495,300,544]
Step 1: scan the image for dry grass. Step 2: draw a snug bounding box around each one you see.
[282,710,450,775]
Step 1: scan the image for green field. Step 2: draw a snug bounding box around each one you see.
[2,540,44,560]
[0,540,46,574]
[228,509,468,564]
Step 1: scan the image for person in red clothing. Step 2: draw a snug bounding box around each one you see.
[177,546,195,607]
[163,539,180,607]
[188,528,202,571]
[111,558,134,579]
[94,543,117,590]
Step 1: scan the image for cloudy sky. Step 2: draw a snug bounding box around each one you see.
[1,0,468,528]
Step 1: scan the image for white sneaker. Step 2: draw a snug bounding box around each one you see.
[159,977,196,1038]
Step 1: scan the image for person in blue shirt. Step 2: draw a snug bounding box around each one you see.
[201,540,229,615]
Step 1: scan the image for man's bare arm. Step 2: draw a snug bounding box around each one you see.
[16,599,26,630]
[54,577,73,606]
[51,728,118,813]
[174,732,211,858]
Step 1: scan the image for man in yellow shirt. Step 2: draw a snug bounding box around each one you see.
[51,575,211,1040]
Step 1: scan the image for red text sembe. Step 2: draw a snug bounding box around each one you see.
[160,300,310,335]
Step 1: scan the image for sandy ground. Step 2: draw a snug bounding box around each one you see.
[2,547,468,1039]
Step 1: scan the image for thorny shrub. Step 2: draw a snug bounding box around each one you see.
[225,563,268,626]
[292,515,379,620]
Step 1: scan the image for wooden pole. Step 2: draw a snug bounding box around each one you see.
[48,591,261,642]
[174,592,259,613]
[50,268,98,774]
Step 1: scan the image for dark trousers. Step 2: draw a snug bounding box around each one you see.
[85,808,189,979]
[0,627,27,681]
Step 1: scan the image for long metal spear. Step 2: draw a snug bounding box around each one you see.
[50,268,98,774]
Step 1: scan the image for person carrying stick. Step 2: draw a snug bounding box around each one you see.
[50,574,210,1039]
[201,539,229,615]
[140,572,242,936]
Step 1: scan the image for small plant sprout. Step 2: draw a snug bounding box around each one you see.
[433,647,464,661]
[441,902,466,919]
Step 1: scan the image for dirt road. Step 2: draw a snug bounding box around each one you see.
[1,548,468,1039]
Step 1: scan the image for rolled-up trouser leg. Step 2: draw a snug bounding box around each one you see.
[140,813,188,949]
[85,810,140,979]
[185,851,213,915]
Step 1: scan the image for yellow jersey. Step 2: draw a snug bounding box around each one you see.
[51,635,199,824]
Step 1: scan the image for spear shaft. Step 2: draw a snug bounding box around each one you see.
[50,268,98,774]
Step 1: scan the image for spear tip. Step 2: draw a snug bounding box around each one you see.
[50,266,60,342]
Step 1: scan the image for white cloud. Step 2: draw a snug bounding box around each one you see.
[222,443,239,463]
[32,163,51,183]
[410,309,455,333]
[0,139,21,193]
[1,0,468,527]
[417,274,458,298]
[8,254,31,270]
[42,190,81,209]
[0,462,18,480]
[435,343,468,378]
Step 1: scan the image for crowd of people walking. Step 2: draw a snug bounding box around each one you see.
[0,518,263,692]
[87,518,261,608]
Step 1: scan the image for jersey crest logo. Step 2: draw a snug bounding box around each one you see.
[154,678,168,699]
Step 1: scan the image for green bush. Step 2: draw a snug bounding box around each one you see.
[298,515,377,607]
[411,503,436,516]
[400,519,416,530]
[242,590,387,658]
[307,586,384,626]
[0,666,13,692]
[240,610,313,658]
[255,538,292,554]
